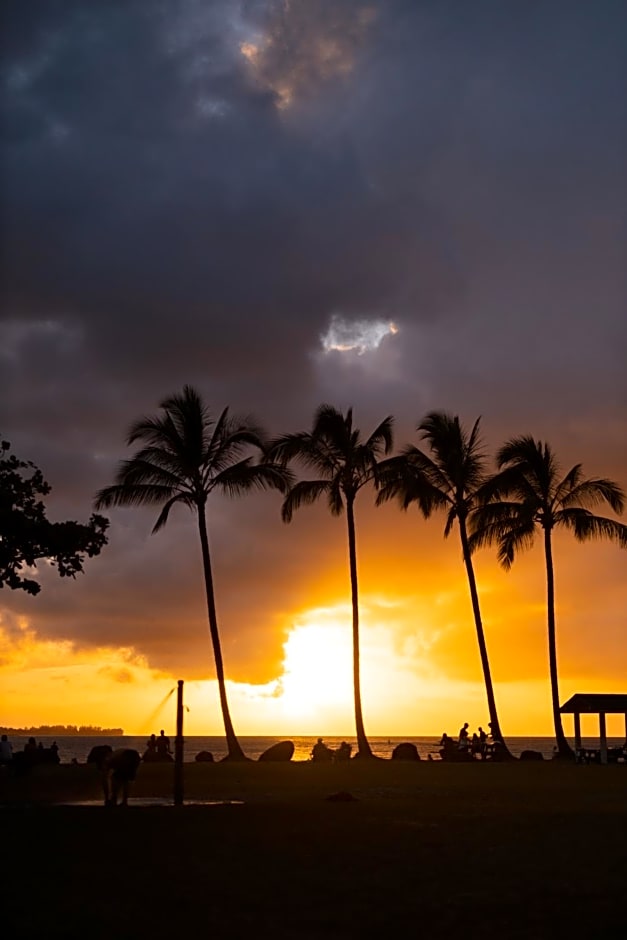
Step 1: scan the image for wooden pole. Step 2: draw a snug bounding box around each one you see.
[599,712,607,765]
[574,713,581,752]
[174,679,184,805]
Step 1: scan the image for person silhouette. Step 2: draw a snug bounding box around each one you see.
[0,734,12,767]
[156,730,171,758]
[335,741,352,762]
[311,738,333,762]
[103,749,141,807]
[458,723,470,748]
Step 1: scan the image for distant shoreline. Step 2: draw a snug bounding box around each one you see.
[0,726,124,736]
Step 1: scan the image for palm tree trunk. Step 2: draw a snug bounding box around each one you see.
[544,526,573,759]
[459,518,513,759]
[346,498,374,758]
[196,505,248,761]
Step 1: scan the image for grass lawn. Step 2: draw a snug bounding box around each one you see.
[2,761,626,938]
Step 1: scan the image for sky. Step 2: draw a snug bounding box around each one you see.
[1,0,626,738]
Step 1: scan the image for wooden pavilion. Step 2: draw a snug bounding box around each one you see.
[560,693,627,764]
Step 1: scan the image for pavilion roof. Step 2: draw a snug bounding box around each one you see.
[560,694,627,714]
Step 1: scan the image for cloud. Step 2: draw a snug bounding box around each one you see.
[1,0,625,708]
[321,314,398,355]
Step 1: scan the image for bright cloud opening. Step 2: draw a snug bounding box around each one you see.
[321,314,399,355]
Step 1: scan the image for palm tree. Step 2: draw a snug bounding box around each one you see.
[472,436,627,758]
[378,412,511,756]
[95,385,291,761]
[269,405,394,759]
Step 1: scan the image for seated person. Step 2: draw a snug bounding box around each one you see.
[311,738,334,762]
[439,733,457,760]
[334,741,352,762]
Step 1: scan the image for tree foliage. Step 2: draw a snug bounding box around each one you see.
[0,440,108,595]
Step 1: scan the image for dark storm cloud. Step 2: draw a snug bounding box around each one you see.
[2,1,625,677]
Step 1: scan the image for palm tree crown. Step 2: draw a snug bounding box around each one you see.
[271,404,394,520]
[269,404,394,758]
[378,411,510,752]
[95,385,291,761]
[96,386,289,528]
[472,435,627,565]
[379,412,486,526]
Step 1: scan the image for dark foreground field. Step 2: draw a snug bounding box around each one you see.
[2,761,626,939]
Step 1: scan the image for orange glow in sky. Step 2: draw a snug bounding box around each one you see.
[3,576,626,739]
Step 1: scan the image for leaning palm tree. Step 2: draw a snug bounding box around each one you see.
[472,436,627,759]
[270,405,393,759]
[95,385,291,761]
[378,412,511,755]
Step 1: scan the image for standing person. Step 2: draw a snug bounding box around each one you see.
[0,734,12,767]
[157,729,171,758]
[458,723,470,748]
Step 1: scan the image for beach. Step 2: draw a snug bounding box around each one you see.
[2,758,626,938]
[7,734,624,764]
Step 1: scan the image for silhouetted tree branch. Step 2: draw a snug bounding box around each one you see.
[0,440,108,595]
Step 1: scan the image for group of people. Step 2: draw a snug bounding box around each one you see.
[0,734,60,774]
[310,738,352,762]
[439,723,494,761]
[143,729,173,762]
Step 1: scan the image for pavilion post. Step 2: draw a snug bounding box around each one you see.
[174,679,184,805]
[573,712,582,751]
[599,712,607,765]
[624,712,627,743]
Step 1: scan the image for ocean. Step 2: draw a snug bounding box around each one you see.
[6,734,624,763]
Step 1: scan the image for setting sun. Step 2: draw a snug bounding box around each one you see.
[277,614,353,717]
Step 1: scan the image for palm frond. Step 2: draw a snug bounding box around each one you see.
[365,415,394,456]
[214,458,293,498]
[115,453,191,489]
[281,480,331,523]
[94,482,176,510]
[553,464,583,504]
[559,478,625,514]
[327,477,344,516]
[152,494,194,533]
[556,509,627,546]
[127,414,180,451]
[163,385,208,466]
[267,432,339,477]
[376,453,448,516]
[469,501,531,552]
[312,404,351,450]
[443,505,457,538]
[403,445,452,495]
[496,517,537,570]
[417,411,486,496]
[496,436,558,502]
[351,446,378,491]
[418,412,462,474]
